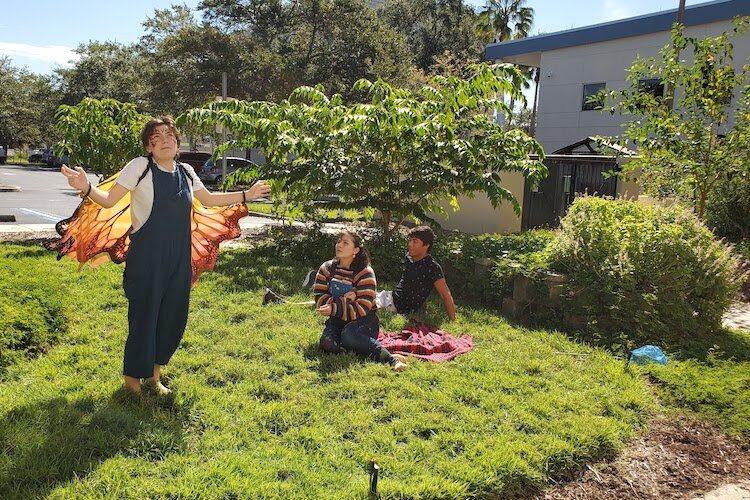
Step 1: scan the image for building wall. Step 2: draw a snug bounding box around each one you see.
[535,19,749,152]
[430,171,525,234]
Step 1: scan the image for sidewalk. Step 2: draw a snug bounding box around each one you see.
[0,215,351,239]
[723,302,750,332]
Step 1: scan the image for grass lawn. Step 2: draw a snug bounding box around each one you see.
[1,240,745,498]
[246,202,368,223]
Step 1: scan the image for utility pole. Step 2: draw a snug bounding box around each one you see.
[666,0,687,110]
[222,72,227,182]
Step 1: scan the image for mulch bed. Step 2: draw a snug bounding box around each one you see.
[539,418,750,499]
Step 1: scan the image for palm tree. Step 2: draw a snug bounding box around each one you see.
[476,0,534,129]
[476,0,534,45]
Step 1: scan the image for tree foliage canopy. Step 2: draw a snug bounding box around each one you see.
[55,98,149,179]
[179,63,546,232]
[601,19,750,219]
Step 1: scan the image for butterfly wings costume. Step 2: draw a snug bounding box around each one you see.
[46,163,247,285]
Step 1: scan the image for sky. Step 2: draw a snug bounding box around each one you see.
[1,0,706,76]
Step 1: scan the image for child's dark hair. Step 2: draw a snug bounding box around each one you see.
[338,230,370,273]
[408,225,435,252]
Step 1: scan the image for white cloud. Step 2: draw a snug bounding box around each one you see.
[600,0,634,23]
[0,42,79,66]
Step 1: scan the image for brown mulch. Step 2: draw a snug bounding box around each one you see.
[539,418,750,499]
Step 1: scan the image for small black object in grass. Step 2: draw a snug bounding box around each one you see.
[369,458,379,494]
[262,288,285,305]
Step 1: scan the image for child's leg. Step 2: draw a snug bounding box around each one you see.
[340,313,396,364]
[320,318,344,353]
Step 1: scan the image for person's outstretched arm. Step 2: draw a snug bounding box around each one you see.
[193,180,270,207]
[433,278,456,321]
[61,165,129,208]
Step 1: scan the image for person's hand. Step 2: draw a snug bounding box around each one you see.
[316,304,332,316]
[61,164,89,193]
[343,291,357,301]
[245,180,270,201]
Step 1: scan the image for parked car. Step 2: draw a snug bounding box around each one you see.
[178,151,211,173]
[40,148,55,165]
[198,157,256,185]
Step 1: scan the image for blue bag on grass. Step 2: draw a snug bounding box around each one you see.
[629,345,668,365]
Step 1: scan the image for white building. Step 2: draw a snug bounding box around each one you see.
[432,0,749,234]
[485,0,750,153]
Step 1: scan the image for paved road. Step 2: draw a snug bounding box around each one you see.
[0,164,99,224]
[0,162,329,235]
[0,163,277,227]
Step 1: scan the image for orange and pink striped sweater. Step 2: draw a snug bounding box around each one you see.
[313,259,377,321]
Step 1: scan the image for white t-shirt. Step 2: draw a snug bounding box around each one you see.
[115,156,205,232]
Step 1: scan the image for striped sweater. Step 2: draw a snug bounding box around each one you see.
[313,259,377,322]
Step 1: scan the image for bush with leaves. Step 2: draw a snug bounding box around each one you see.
[546,197,742,341]
[705,171,750,244]
[0,250,67,371]
[56,98,149,179]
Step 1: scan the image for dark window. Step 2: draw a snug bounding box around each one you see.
[582,82,606,111]
[639,78,664,98]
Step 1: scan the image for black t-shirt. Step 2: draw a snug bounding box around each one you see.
[392,254,445,313]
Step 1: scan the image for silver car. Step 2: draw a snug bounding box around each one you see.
[198,157,255,185]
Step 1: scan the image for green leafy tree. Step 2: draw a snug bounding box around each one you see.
[140,5,243,113]
[179,63,546,234]
[379,0,483,72]
[0,58,59,149]
[55,98,149,179]
[197,0,418,99]
[601,19,750,219]
[56,42,150,110]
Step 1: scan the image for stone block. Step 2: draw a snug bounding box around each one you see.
[513,275,532,303]
[502,297,522,318]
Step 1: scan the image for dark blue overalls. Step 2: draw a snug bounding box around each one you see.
[122,157,193,378]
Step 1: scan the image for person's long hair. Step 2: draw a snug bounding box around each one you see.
[338,230,370,274]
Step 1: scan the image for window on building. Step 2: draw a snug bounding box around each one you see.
[582,82,606,111]
[638,78,664,98]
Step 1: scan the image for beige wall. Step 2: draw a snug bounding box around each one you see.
[534,19,748,152]
[615,157,640,200]
[430,171,525,234]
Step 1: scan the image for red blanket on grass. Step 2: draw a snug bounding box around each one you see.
[377,322,474,362]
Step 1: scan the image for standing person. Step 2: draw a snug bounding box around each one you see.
[376,226,456,321]
[314,231,407,372]
[60,116,270,394]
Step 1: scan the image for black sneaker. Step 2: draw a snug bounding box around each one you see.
[262,288,285,305]
[301,269,317,290]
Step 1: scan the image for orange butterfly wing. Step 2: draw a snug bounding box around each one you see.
[45,173,248,285]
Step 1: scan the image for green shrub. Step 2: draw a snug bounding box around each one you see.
[0,245,68,370]
[547,197,741,340]
[6,151,29,165]
[705,171,750,243]
[266,226,555,301]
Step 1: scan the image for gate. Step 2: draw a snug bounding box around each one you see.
[521,155,619,230]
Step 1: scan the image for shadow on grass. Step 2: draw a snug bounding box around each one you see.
[510,308,750,364]
[212,246,314,297]
[0,240,54,259]
[302,342,381,377]
[0,389,190,498]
